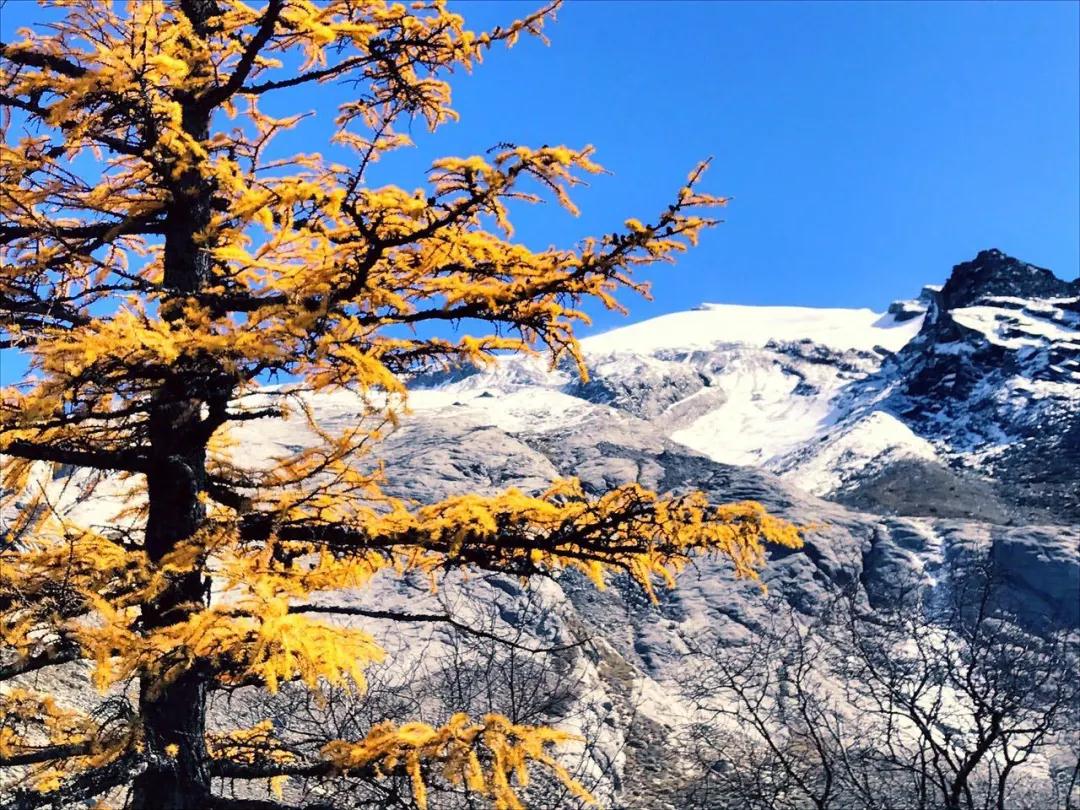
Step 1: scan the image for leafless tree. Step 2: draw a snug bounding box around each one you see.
[677,552,1080,810]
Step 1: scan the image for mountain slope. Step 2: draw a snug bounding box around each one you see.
[212,380,1078,807]
[417,248,1080,524]
[856,250,1080,521]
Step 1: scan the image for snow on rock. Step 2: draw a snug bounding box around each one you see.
[668,348,842,468]
[580,303,924,355]
[406,250,1079,522]
[408,386,601,437]
[777,411,939,495]
[950,303,1080,350]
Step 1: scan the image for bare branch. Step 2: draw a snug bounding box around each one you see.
[288,604,586,654]
[0,741,93,768]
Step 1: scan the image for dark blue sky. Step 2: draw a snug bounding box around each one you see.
[2,0,1077,353]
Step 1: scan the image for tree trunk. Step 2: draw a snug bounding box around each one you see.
[132,1,219,798]
[132,395,212,809]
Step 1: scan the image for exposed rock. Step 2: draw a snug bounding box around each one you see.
[832,458,1014,523]
[567,353,705,420]
[939,248,1079,309]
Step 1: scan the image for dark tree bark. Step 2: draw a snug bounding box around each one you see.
[130,3,223,806]
[131,403,212,809]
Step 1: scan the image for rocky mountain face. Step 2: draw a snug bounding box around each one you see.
[939,249,1080,308]
[17,251,1079,808]
[415,248,1080,525]
[383,249,1077,805]
[233,249,1064,805]
[857,249,1080,523]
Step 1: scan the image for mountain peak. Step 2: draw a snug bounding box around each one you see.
[939,249,1079,309]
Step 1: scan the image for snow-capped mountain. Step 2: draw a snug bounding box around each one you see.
[415,248,1080,524]
[859,249,1080,522]
[375,249,1077,805]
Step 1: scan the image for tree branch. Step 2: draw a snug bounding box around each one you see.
[199,0,285,109]
[208,759,340,780]
[0,43,87,77]
[204,477,250,511]
[0,218,164,245]
[0,741,93,768]
[206,795,337,810]
[0,643,80,681]
[239,56,372,96]
[0,87,143,156]
[287,604,585,653]
[0,291,92,328]
[4,752,138,810]
[1,440,149,473]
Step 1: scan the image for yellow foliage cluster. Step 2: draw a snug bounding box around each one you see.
[207,720,295,798]
[0,688,130,793]
[0,690,94,762]
[322,714,594,810]
[1,478,798,704]
[207,719,295,765]
[76,591,385,696]
[394,481,802,598]
[244,479,803,601]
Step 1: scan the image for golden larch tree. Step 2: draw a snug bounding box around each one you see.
[0,2,801,808]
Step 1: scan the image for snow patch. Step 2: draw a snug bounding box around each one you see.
[582,304,924,355]
[408,387,604,434]
[669,353,839,467]
[779,411,940,495]
[951,305,1080,349]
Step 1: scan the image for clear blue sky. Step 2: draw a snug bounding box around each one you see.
[1,0,1077,352]
[435,0,1080,330]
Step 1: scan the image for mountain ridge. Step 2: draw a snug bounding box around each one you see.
[416,249,1079,524]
